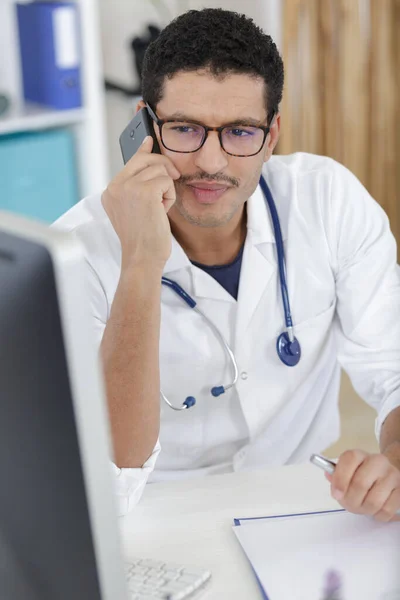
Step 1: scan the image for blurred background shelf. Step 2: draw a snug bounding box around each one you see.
[0,103,86,135]
[0,0,109,202]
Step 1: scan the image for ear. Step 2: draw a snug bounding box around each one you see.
[263,112,281,163]
[136,99,146,113]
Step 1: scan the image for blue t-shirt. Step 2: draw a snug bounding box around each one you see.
[191,244,245,300]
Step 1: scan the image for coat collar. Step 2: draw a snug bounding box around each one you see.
[246,174,289,245]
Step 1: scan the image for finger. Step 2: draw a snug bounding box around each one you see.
[123,137,180,180]
[373,488,400,522]
[330,449,367,501]
[119,135,154,174]
[358,476,395,517]
[135,164,171,183]
[130,155,180,182]
[341,454,390,510]
[136,135,154,153]
[162,196,176,213]
[144,176,177,205]
[122,155,180,182]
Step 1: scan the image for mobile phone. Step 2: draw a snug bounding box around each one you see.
[310,453,337,475]
[119,106,161,165]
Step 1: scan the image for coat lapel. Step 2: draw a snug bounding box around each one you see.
[234,238,276,350]
[234,178,288,350]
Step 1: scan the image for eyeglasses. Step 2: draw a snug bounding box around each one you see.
[146,104,274,158]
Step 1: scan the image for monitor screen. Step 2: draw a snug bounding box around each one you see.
[0,229,102,599]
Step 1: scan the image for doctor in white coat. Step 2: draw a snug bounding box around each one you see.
[55,8,400,519]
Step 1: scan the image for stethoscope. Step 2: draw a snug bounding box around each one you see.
[161,175,301,411]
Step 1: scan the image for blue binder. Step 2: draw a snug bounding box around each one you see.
[16,2,82,110]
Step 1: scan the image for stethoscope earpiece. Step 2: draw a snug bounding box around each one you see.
[211,386,225,397]
[183,396,196,408]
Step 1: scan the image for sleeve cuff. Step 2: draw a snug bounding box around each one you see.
[111,439,161,516]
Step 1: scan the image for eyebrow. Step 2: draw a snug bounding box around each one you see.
[165,111,266,127]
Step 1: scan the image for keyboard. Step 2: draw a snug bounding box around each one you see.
[125,558,212,600]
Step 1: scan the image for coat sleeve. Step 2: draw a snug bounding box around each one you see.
[326,160,400,442]
[82,257,161,516]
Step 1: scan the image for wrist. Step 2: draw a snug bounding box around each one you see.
[119,260,164,289]
[382,441,400,470]
[121,254,166,277]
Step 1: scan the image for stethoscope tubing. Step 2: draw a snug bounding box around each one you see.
[259,176,294,336]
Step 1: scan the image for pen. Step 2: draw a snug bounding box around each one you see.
[310,453,400,516]
[310,453,336,475]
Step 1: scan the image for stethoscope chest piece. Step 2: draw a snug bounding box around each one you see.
[276,332,301,367]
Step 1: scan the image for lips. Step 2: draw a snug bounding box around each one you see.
[187,182,230,204]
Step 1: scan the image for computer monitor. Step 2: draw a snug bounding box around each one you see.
[0,211,129,600]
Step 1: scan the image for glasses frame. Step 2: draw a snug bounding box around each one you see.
[146,103,275,157]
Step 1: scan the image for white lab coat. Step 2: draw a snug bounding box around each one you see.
[54,153,400,516]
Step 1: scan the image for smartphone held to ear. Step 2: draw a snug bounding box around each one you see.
[119,107,161,165]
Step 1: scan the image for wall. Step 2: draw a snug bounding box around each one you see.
[98,0,281,177]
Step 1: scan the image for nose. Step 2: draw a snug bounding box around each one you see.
[194,131,229,174]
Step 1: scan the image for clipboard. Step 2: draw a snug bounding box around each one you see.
[233,509,400,600]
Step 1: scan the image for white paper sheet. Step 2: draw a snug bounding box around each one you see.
[233,510,400,600]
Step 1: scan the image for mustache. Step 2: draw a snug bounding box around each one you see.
[177,172,239,187]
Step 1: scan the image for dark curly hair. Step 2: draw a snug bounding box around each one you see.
[141,8,284,121]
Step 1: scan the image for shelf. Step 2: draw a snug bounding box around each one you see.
[0,103,87,136]
[0,0,109,196]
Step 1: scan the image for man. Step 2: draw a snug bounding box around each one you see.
[55,8,400,519]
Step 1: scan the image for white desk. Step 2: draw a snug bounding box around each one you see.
[120,463,341,599]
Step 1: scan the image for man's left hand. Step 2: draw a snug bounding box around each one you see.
[326,449,400,522]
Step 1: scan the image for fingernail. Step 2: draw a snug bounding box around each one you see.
[332,488,344,500]
[142,136,151,144]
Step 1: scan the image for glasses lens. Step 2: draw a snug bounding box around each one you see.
[222,126,265,156]
[162,122,205,152]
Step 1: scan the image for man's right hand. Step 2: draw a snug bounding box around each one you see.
[102,136,180,270]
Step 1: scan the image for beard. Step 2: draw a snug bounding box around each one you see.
[172,191,244,228]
